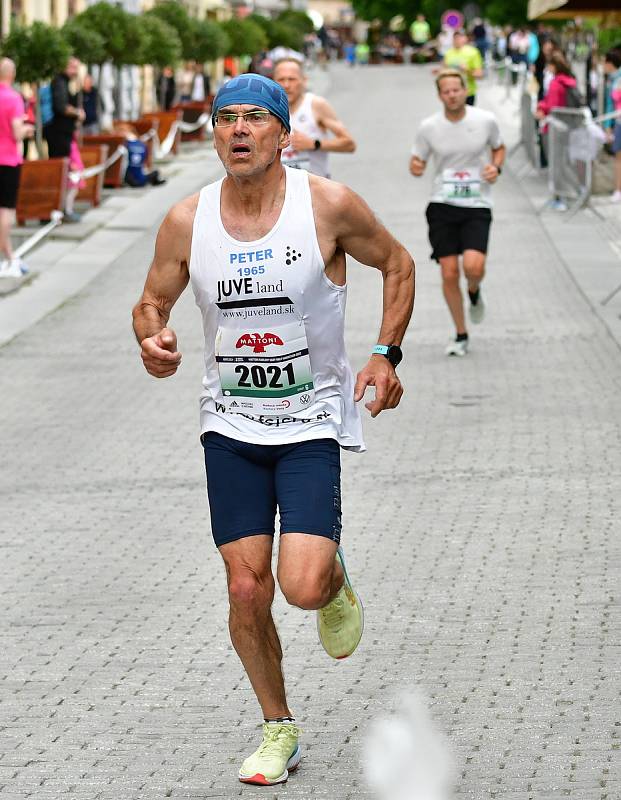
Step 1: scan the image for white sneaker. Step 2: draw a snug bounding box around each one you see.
[469,291,486,324]
[10,257,28,275]
[0,259,24,278]
[445,338,468,357]
[611,190,621,204]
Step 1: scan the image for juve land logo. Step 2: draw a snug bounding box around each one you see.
[236,332,284,354]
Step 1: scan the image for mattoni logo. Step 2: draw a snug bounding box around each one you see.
[453,171,471,179]
[236,332,284,353]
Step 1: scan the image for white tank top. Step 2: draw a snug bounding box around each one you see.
[188,166,364,452]
[281,93,330,178]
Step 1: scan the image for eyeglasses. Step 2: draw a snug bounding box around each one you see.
[214,110,271,127]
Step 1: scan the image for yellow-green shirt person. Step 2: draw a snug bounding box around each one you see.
[443,30,483,102]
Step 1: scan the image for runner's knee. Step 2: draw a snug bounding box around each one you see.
[227,568,275,615]
[280,569,333,610]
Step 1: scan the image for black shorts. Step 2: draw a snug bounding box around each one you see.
[0,165,21,209]
[426,202,492,262]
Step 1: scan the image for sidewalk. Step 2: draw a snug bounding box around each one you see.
[0,144,223,346]
[479,81,621,350]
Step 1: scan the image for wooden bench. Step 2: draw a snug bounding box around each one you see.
[81,134,127,188]
[77,144,109,208]
[16,157,68,225]
[141,110,182,155]
[172,100,212,142]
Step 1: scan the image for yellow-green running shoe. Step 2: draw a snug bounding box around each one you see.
[238,722,301,785]
[317,546,364,659]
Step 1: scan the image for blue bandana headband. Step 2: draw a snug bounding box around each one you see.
[212,73,291,132]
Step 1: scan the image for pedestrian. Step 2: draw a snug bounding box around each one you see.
[410,14,431,50]
[43,55,86,223]
[44,56,84,160]
[410,68,504,357]
[113,122,166,188]
[178,62,195,103]
[355,41,370,65]
[273,58,355,177]
[0,57,34,278]
[603,47,621,203]
[191,63,211,103]
[132,73,414,786]
[535,51,580,182]
[81,73,100,135]
[471,17,488,62]
[439,29,484,105]
[156,66,176,110]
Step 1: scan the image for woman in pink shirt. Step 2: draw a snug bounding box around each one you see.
[0,57,33,277]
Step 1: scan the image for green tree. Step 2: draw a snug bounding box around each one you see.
[1,21,70,155]
[138,15,182,69]
[188,18,230,64]
[275,10,314,36]
[146,0,194,60]
[75,2,143,67]
[248,13,305,52]
[73,2,148,118]
[222,18,267,59]
[61,18,106,68]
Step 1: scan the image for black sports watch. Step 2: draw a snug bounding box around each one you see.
[372,344,403,368]
[494,164,502,175]
[313,139,321,150]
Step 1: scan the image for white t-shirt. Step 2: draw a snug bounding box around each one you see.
[412,106,503,209]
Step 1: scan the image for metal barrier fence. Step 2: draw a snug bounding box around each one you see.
[547,107,594,212]
[490,57,528,99]
[519,91,540,171]
[514,96,620,215]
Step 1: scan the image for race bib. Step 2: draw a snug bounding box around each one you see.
[442,167,482,206]
[216,320,315,416]
[281,148,310,171]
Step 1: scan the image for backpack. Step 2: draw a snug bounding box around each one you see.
[564,84,585,109]
[39,84,54,126]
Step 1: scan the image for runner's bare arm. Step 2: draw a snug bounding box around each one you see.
[314,181,415,417]
[409,155,426,176]
[482,145,506,183]
[314,97,356,152]
[132,198,195,378]
[289,98,356,153]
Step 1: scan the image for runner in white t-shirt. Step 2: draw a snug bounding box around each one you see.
[274,58,355,178]
[133,74,414,787]
[410,68,505,356]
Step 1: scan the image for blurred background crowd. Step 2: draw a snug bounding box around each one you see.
[0,0,620,274]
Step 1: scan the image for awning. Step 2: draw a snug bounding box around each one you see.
[528,0,621,19]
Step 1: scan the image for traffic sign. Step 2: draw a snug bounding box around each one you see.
[441,10,464,29]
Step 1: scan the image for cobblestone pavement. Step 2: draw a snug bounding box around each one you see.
[1,65,619,800]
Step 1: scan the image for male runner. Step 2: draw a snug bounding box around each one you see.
[273,58,355,177]
[410,69,504,356]
[132,74,414,785]
[439,29,483,105]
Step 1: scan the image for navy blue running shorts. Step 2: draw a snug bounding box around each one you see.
[201,432,342,548]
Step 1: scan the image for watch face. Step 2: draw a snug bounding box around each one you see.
[388,345,403,367]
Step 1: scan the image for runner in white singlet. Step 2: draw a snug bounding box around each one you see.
[133,74,414,787]
[274,58,355,178]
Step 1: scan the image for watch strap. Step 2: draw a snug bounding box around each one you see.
[372,345,390,356]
